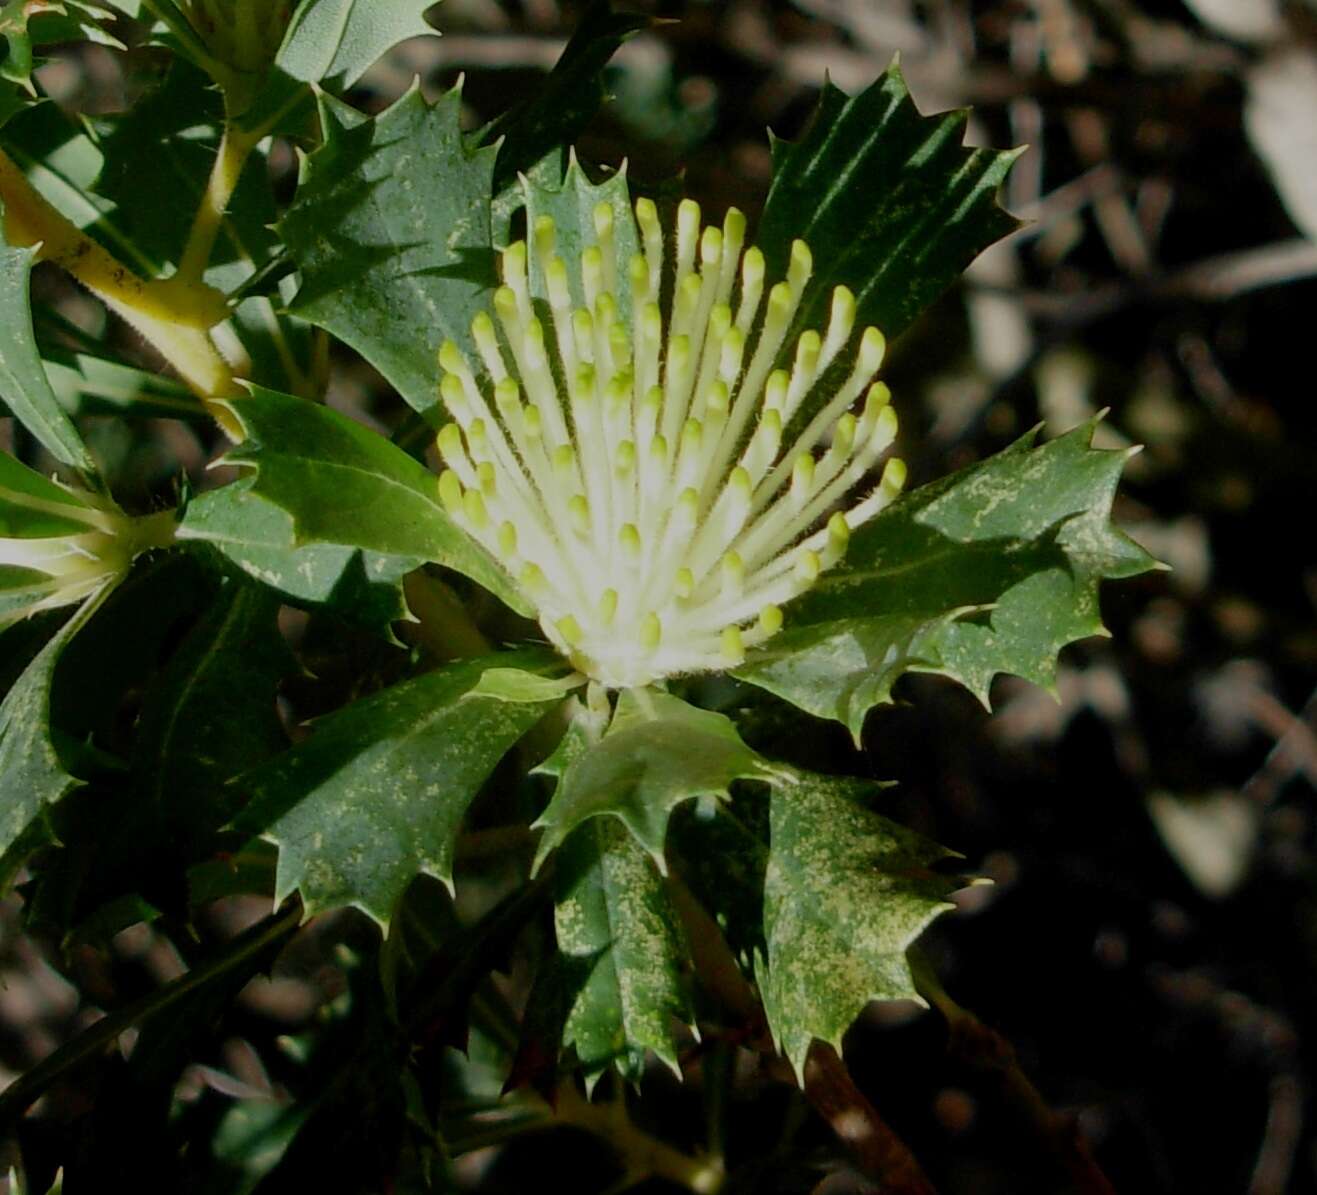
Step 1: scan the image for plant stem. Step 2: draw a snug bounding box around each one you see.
[803,1042,940,1195]
[911,950,1119,1195]
[553,1081,725,1194]
[0,146,243,436]
[176,117,261,288]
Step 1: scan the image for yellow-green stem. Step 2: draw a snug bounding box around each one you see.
[177,119,261,287]
[0,145,244,437]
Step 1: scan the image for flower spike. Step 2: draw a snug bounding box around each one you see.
[436,201,905,687]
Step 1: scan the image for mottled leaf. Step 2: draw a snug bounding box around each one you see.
[757,771,964,1078]
[179,478,417,634]
[533,687,775,872]
[221,387,527,616]
[737,419,1157,737]
[280,85,499,417]
[539,699,693,1086]
[233,649,564,924]
[556,817,692,1086]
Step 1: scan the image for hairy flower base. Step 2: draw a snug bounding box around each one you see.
[0,495,174,626]
[435,198,906,687]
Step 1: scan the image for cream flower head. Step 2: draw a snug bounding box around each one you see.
[435,197,906,688]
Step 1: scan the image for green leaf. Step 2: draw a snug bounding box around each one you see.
[534,699,693,1086]
[0,593,104,887]
[477,1,647,236]
[556,817,692,1086]
[179,478,418,634]
[276,0,438,91]
[130,573,291,836]
[756,771,965,1078]
[757,60,1021,351]
[0,80,26,130]
[0,203,98,474]
[470,667,584,704]
[280,85,499,416]
[0,449,97,537]
[40,342,204,420]
[233,649,563,924]
[524,153,641,328]
[1,1,120,91]
[222,386,528,616]
[733,609,974,744]
[736,419,1158,737]
[532,688,774,873]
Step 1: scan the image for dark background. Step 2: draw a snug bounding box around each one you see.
[2,2,1315,1192]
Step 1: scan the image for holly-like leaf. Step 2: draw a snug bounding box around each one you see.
[532,688,774,873]
[0,593,104,887]
[756,771,966,1078]
[280,85,499,417]
[221,387,528,616]
[734,610,973,744]
[0,204,98,474]
[536,699,694,1086]
[478,1,647,233]
[556,817,692,1086]
[737,419,1158,738]
[758,60,1021,356]
[233,650,564,925]
[276,0,439,92]
[524,154,641,328]
[179,479,417,634]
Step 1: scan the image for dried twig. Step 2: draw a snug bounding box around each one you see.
[803,1042,940,1195]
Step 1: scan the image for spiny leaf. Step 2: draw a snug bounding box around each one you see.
[556,817,693,1087]
[756,771,967,1078]
[524,153,641,327]
[478,0,648,236]
[737,419,1158,738]
[233,650,564,925]
[0,203,98,474]
[533,688,775,873]
[0,1,121,92]
[179,478,418,635]
[0,593,104,887]
[221,386,528,616]
[277,0,439,92]
[280,84,499,417]
[540,699,693,1087]
[758,59,1022,354]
